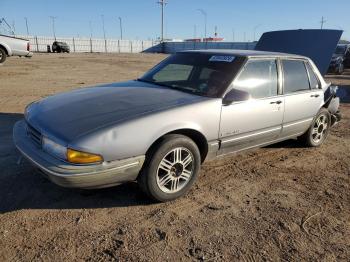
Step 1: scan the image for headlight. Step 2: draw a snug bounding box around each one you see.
[67,148,103,164]
[42,137,67,160]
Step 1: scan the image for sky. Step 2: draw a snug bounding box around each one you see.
[1,0,349,41]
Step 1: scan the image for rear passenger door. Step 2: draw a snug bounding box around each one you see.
[280,59,323,138]
[219,58,284,153]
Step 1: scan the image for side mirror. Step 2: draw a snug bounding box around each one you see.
[223,88,251,105]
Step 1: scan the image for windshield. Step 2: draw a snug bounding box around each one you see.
[139,53,240,97]
[335,46,346,55]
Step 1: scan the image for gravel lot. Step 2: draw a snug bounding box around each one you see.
[0,53,349,261]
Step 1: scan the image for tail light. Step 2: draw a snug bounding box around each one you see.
[27,42,30,51]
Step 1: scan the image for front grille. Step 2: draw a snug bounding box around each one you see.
[26,122,42,147]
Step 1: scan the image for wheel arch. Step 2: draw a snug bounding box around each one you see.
[0,43,10,55]
[146,128,209,163]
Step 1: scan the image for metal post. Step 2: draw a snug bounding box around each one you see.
[118,40,120,53]
[130,40,133,53]
[105,39,107,53]
[90,38,92,53]
[141,40,144,51]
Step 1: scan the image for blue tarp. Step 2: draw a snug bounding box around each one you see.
[255,29,343,75]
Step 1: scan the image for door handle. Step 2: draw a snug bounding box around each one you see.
[310,94,320,98]
[270,100,282,104]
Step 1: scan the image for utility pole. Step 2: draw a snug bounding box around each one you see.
[243,31,246,42]
[101,15,106,39]
[194,24,197,39]
[197,9,207,41]
[320,16,326,29]
[24,17,29,35]
[49,16,57,40]
[232,29,235,42]
[89,20,93,38]
[118,17,123,40]
[157,0,167,42]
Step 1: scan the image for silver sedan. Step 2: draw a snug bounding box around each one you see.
[13,50,341,201]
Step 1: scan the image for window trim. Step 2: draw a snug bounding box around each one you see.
[226,57,280,100]
[304,61,321,90]
[280,58,314,95]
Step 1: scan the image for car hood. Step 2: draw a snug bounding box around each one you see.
[26,80,208,143]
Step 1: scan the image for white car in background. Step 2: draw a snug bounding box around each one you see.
[0,34,33,64]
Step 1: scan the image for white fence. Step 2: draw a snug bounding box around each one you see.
[16,35,155,53]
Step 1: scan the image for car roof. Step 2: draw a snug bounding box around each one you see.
[179,49,307,59]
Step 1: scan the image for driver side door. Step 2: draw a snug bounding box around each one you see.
[218,58,284,154]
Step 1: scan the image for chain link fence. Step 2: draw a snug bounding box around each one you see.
[16,35,155,53]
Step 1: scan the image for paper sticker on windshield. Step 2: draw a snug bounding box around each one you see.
[209,55,235,62]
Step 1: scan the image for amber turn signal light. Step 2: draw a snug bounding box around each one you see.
[67,148,103,164]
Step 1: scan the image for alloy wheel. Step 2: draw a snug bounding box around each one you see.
[156,147,194,193]
[312,114,328,144]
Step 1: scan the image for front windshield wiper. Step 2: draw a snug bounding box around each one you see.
[136,78,173,88]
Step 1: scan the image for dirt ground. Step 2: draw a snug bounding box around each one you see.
[0,53,349,261]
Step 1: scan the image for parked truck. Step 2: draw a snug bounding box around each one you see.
[0,34,33,64]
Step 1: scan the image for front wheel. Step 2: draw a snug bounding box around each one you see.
[300,108,331,147]
[138,134,201,202]
[0,47,7,63]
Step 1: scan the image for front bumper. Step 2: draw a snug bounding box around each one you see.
[13,120,145,189]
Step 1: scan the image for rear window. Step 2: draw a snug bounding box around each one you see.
[282,60,310,94]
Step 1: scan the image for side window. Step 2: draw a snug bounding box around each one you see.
[305,62,320,89]
[233,59,278,99]
[282,60,310,94]
[153,64,193,82]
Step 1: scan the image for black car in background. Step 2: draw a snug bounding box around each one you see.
[328,44,350,74]
[52,41,70,53]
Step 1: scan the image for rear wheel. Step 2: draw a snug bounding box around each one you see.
[300,108,331,147]
[0,47,7,63]
[138,134,201,202]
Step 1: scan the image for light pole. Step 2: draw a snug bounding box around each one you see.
[197,9,207,41]
[49,16,57,40]
[118,17,123,40]
[24,17,29,35]
[253,24,262,41]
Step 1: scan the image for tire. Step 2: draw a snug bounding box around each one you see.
[138,134,201,202]
[0,47,7,64]
[299,108,331,147]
